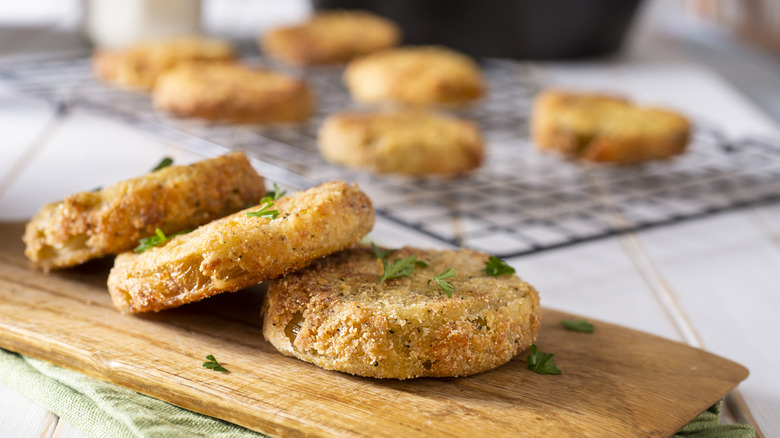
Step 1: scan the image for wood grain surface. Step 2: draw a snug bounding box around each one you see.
[0,222,748,437]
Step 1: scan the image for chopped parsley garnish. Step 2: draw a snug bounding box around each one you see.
[527,344,561,375]
[261,183,286,204]
[483,256,515,276]
[561,319,594,333]
[246,202,279,219]
[428,267,456,297]
[202,355,229,373]
[134,228,190,254]
[371,242,392,261]
[246,185,284,218]
[151,157,174,172]
[379,255,428,283]
[371,242,428,284]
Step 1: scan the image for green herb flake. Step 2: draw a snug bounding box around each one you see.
[134,228,190,254]
[202,354,229,373]
[246,202,279,219]
[428,267,456,297]
[483,256,516,276]
[151,157,174,172]
[379,255,427,284]
[527,344,561,375]
[372,243,427,284]
[371,242,392,262]
[561,319,594,333]
[260,183,286,204]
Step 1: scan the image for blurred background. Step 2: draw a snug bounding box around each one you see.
[0,0,779,124]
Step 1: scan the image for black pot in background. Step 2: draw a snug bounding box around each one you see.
[312,0,643,59]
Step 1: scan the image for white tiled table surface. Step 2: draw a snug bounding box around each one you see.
[3,6,780,438]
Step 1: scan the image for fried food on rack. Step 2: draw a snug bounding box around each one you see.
[153,63,315,124]
[107,181,375,314]
[261,10,401,66]
[262,245,541,379]
[92,37,235,90]
[344,46,485,106]
[318,109,484,175]
[531,89,691,164]
[23,152,265,271]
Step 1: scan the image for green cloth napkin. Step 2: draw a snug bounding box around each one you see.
[0,348,265,438]
[674,399,756,438]
[0,347,756,438]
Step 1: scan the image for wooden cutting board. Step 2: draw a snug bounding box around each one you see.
[0,222,747,437]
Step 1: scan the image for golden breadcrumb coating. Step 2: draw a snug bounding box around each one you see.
[153,63,315,124]
[344,46,485,106]
[108,181,374,313]
[92,37,235,90]
[318,109,484,175]
[23,152,265,271]
[532,89,691,164]
[263,245,541,379]
[261,10,401,66]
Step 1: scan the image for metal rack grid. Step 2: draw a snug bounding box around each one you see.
[3,54,780,258]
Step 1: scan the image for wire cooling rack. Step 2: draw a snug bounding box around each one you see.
[3,54,780,258]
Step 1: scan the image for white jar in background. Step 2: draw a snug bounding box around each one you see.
[84,0,202,48]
